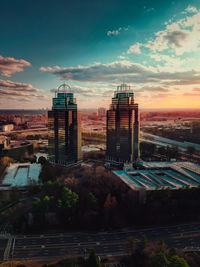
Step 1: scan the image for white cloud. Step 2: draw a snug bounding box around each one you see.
[0,55,31,77]
[0,79,40,92]
[127,42,142,54]
[40,60,200,88]
[107,26,129,36]
[0,79,44,100]
[40,5,200,106]
[136,86,169,93]
[118,55,127,59]
[144,7,155,13]
[127,9,200,56]
[107,27,122,36]
[183,5,198,14]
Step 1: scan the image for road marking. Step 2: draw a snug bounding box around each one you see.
[3,236,13,261]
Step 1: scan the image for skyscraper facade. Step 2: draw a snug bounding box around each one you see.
[48,84,82,165]
[106,83,139,166]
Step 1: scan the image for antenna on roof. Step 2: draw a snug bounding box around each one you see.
[57,83,72,93]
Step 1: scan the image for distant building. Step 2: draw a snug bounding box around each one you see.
[106,83,139,166]
[0,136,10,153]
[48,83,82,165]
[2,124,14,132]
[26,121,46,128]
[13,116,21,125]
[98,107,106,117]
[1,141,34,160]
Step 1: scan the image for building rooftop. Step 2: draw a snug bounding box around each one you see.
[1,163,41,189]
[114,161,200,191]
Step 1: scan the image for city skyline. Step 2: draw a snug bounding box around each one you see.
[1,0,200,109]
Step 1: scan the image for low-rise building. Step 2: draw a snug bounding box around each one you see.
[2,124,14,132]
[0,136,10,153]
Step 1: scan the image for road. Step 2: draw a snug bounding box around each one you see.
[1,223,200,262]
[0,127,47,135]
[142,132,200,152]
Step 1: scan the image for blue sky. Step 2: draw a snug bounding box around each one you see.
[1,0,200,109]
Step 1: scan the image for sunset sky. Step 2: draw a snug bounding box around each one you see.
[1,0,200,109]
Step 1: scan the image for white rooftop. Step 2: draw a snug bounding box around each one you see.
[2,163,41,188]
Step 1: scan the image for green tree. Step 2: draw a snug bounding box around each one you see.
[159,239,167,252]
[169,255,190,267]
[169,247,177,257]
[87,249,101,267]
[87,192,99,211]
[61,187,79,210]
[152,252,169,267]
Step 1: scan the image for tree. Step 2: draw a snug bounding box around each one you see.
[61,187,79,208]
[169,146,179,160]
[87,249,101,267]
[0,156,13,167]
[87,192,98,211]
[140,142,156,158]
[169,247,177,257]
[157,146,167,156]
[104,193,117,210]
[8,133,19,140]
[38,156,47,165]
[159,239,167,252]
[169,255,190,267]
[152,252,169,267]
[141,235,148,249]
[127,237,139,255]
[186,146,196,155]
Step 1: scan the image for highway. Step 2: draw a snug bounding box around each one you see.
[142,132,200,152]
[2,223,200,261]
[0,127,47,135]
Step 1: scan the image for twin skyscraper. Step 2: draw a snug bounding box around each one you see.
[48,83,139,167]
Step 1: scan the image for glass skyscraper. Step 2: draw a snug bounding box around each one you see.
[48,84,82,165]
[106,83,139,166]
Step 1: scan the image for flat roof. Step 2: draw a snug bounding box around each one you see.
[2,163,41,189]
[114,161,200,191]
